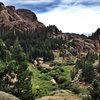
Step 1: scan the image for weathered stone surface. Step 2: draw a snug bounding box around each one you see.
[16,9,37,22]
[0,2,44,30]
[0,91,19,100]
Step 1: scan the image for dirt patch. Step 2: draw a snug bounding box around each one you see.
[36,96,80,100]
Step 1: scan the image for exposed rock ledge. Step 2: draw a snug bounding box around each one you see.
[0,91,19,100]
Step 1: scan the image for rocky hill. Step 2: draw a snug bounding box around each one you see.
[0,2,100,53]
[43,25,100,53]
[90,28,100,40]
[67,33,100,53]
[0,2,44,30]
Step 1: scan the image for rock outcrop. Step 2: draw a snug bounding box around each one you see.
[73,38,100,53]
[56,32,100,53]
[90,28,100,40]
[0,91,19,100]
[16,9,37,22]
[0,2,44,30]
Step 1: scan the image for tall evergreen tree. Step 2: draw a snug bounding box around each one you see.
[90,79,100,100]
[97,53,100,73]
[0,39,33,100]
[82,61,95,83]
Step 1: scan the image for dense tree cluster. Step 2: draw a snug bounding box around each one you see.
[0,39,33,100]
[74,52,99,83]
[0,26,68,62]
[72,52,100,99]
[90,79,100,100]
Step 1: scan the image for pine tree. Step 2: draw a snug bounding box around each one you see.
[0,39,33,100]
[97,53,100,73]
[10,40,33,100]
[90,79,100,100]
[82,61,95,83]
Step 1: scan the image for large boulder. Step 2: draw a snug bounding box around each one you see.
[73,38,84,52]
[6,6,21,21]
[16,9,37,22]
[90,28,100,40]
[0,2,6,11]
[95,40,100,52]
[0,2,45,30]
[0,91,19,100]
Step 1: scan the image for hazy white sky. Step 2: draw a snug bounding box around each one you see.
[1,0,100,35]
[37,6,100,35]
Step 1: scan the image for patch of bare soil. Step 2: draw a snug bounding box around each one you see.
[36,96,81,100]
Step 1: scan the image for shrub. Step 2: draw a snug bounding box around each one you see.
[33,88,49,99]
[39,74,52,81]
[82,61,95,83]
[90,79,100,100]
[57,76,67,84]
[66,60,75,65]
[50,61,62,67]
[71,67,78,80]
[82,95,91,100]
[37,66,51,73]
[70,83,81,94]
[59,80,70,89]
[75,58,85,69]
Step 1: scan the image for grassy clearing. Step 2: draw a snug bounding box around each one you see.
[28,62,82,99]
[28,65,53,91]
[62,65,74,81]
[28,63,74,93]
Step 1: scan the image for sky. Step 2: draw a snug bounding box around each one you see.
[1,0,100,35]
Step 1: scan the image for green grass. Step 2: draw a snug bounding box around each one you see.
[28,63,83,99]
[28,66,53,91]
[62,65,74,81]
[28,63,74,96]
[28,63,74,91]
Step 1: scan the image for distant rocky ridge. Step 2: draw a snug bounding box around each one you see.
[0,2,100,53]
[50,26,100,53]
[67,34,100,53]
[90,28,100,40]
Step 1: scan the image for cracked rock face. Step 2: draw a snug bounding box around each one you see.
[16,9,37,22]
[0,2,45,30]
[0,2,6,11]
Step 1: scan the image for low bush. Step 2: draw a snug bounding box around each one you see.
[70,83,81,94]
[66,60,75,65]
